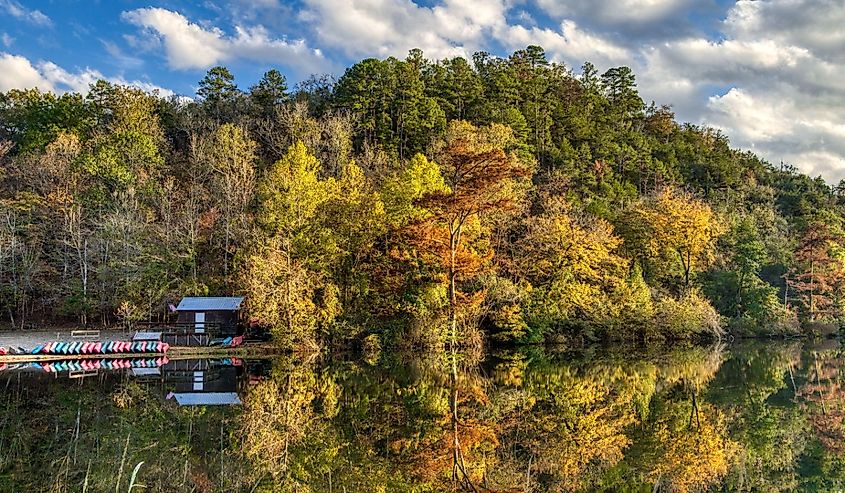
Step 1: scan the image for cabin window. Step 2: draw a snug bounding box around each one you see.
[195,312,205,333]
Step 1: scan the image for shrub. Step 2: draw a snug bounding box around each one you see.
[653,290,723,340]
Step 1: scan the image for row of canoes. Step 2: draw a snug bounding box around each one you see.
[38,357,169,372]
[0,357,169,372]
[25,340,170,355]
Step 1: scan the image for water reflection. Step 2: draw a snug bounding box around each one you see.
[4,342,845,491]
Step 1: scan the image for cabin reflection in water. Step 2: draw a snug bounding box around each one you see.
[134,358,270,406]
[0,357,271,407]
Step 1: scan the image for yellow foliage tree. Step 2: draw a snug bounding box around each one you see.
[516,195,635,330]
[322,162,387,311]
[241,141,340,348]
[623,188,723,286]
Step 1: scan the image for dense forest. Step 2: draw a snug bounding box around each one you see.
[1,45,844,349]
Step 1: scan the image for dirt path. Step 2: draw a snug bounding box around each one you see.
[0,329,133,349]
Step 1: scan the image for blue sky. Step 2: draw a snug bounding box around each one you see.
[2,0,845,182]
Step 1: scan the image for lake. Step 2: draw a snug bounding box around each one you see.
[1,340,842,492]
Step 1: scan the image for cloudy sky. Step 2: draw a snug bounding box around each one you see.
[0,0,842,181]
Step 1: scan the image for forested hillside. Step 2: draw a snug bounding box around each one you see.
[1,46,843,348]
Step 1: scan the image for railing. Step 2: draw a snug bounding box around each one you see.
[134,321,235,336]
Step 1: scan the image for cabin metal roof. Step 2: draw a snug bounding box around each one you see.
[176,297,244,311]
[173,392,242,406]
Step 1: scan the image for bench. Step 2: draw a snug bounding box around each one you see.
[71,329,101,339]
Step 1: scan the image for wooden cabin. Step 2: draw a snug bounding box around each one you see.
[175,297,244,337]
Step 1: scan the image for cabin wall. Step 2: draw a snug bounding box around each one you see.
[175,310,240,336]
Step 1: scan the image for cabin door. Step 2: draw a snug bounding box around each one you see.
[195,312,205,333]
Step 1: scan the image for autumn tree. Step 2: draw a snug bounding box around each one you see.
[412,121,528,343]
[515,194,631,335]
[788,223,845,322]
[321,162,386,314]
[241,141,339,347]
[369,153,450,324]
[621,188,722,287]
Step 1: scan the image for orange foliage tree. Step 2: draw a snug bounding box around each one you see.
[787,223,845,322]
[409,121,529,343]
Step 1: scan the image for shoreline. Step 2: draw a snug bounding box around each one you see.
[0,342,283,363]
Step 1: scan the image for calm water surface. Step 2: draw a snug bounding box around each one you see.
[1,340,843,492]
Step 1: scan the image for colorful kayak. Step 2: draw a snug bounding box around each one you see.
[0,338,175,359]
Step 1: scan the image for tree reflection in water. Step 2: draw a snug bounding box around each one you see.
[5,341,845,491]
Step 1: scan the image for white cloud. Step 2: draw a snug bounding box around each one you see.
[624,0,845,182]
[0,53,49,91]
[0,0,51,26]
[0,52,174,97]
[0,32,12,47]
[501,20,630,68]
[702,86,845,180]
[705,88,793,143]
[725,0,845,64]
[535,0,692,26]
[121,7,327,75]
[300,0,507,60]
